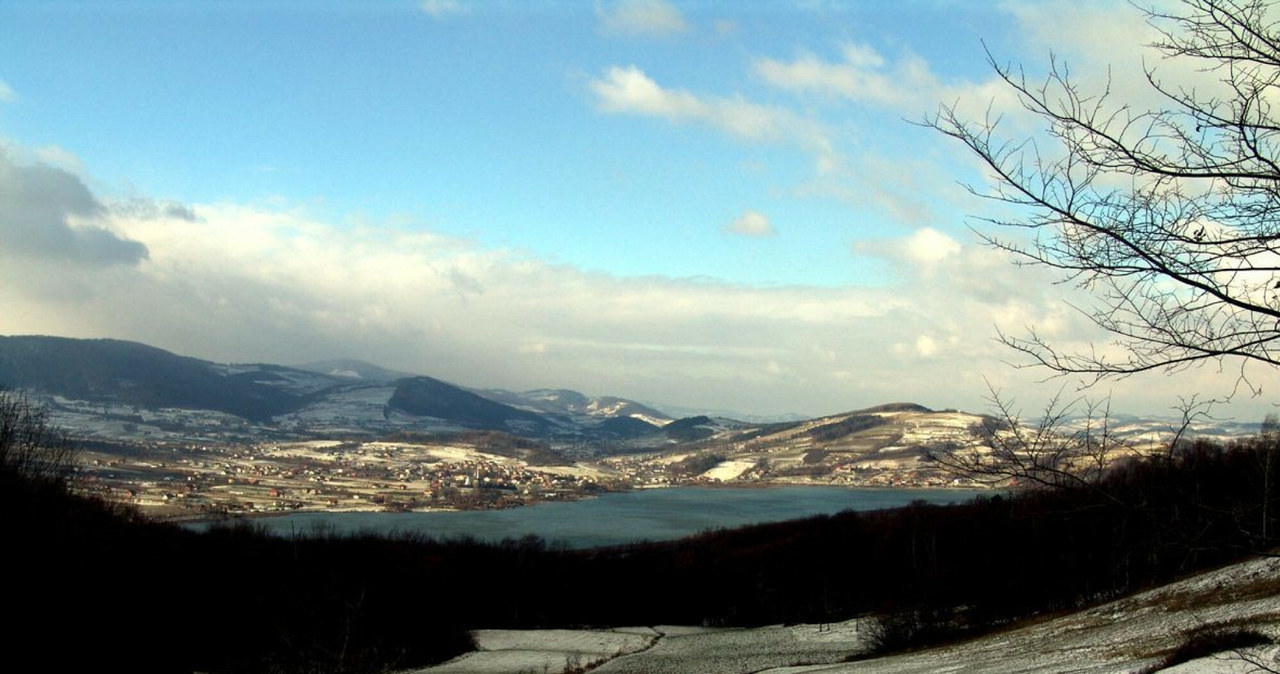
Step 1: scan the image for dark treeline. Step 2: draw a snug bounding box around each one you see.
[7,434,1277,673]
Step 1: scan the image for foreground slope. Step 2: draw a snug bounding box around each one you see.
[777,555,1280,674]
[410,555,1280,674]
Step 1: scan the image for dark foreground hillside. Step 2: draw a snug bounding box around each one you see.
[5,435,1276,673]
[4,468,475,673]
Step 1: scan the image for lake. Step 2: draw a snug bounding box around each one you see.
[208,486,985,549]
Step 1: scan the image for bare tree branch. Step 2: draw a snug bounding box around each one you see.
[925,0,1280,392]
[0,389,77,484]
[925,383,1143,505]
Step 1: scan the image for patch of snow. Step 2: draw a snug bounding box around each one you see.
[631,413,671,427]
[701,459,756,481]
[415,628,656,674]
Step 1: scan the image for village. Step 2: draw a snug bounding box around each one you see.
[71,432,977,520]
[74,439,618,518]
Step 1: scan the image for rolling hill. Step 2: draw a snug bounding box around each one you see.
[2,335,1252,473]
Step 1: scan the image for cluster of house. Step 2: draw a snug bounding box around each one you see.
[76,441,614,515]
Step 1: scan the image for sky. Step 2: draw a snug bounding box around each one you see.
[1,0,1277,422]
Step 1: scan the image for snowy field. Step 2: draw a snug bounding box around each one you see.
[701,459,757,481]
[410,628,660,673]
[408,555,1279,674]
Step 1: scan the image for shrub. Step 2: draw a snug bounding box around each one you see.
[1147,626,1275,672]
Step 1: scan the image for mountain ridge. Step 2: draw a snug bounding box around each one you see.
[5,335,1252,461]
[0,335,684,443]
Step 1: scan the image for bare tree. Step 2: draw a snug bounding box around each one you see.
[927,382,1216,497]
[926,386,1141,499]
[1248,412,1279,542]
[0,389,77,484]
[927,0,1280,391]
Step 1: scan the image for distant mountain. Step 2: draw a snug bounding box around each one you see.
[0,335,340,422]
[5,335,1251,457]
[654,403,811,424]
[477,387,672,426]
[388,376,561,436]
[296,359,417,383]
[660,416,720,443]
[0,336,969,452]
[591,415,661,440]
[0,336,684,442]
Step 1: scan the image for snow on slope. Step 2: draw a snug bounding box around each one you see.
[419,628,659,673]
[772,556,1280,674]
[406,555,1279,674]
[700,459,756,481]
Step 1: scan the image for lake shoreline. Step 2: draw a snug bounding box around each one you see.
[165,480,990,527]
[181,484,988,549]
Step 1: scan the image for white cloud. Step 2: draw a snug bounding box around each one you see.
[597,0,688,37]
[518,341,549,356]
[754,41,1018,123]
[790,3,1167,121]
[82,199,1242,415]
[904,227,961,264]
[591,65,703,119]
[590,65,840,173]
[915,335,938,358]
[723,209,775,237]
[755,43,905,105]
[34,145,84,174]
[587,39,1015,227]
[1002,0,1235,117]
[4,141,1277,418]
[0,79,16,103]
[420,0,468,19]
[0,151,147,266]
[581,42,1001,229]
[854,226,965,272]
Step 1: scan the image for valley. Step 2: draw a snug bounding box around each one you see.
[68,405,989,519]
[3,335,1260,518]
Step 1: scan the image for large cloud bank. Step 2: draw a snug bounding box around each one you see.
[3,146,1272,419]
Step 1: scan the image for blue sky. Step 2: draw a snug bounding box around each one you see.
[1,0,1276,420]
[1,0,1006,286]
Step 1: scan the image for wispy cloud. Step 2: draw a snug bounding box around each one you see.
[597,0,688,38]
[589,65,840,174]
[749,3,1214,138]
[33,145,83,174]
[754,41,1016,122]
[0,78,16,103]
[723,210,775,237]
[712,19,737,37]
[1002,0,1229,112]
[420,0,468,20]
[587,43,1007,226]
